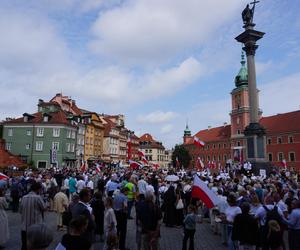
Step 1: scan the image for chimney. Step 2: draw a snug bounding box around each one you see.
[208,126,211,130]
[38,99,44,105]
[223,122,227,127]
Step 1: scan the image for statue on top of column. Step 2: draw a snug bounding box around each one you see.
[242,1,259,26]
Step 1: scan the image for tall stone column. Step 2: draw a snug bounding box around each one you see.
[235,3,270,174]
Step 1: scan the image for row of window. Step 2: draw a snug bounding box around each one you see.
[7,128,76,139]
[110,138,118,145]
[268,152,296,162]
[194,154,228,162]
[267,136,294,145]
[5,142,75,152]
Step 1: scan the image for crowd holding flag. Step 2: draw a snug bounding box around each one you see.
[129,160,143,170]
[191,174,220,209]
[80,160,87,172]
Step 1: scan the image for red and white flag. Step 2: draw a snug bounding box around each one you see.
[193,136,205,147]
[95,163,101,173]
[129,160,143,170]
[137,149,145,157]
[191,174,220,209]
[0,173,9,181]
[141,156,148,165]
[81,160,87,172]
[196,157,204,170]
[281,159,287,169]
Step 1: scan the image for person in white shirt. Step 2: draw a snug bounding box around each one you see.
[138,176,147,197]
[76,177,86,194]
[223,193,241,250]
[86,177,94,195]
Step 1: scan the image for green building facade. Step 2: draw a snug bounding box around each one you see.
[2,103,77,168]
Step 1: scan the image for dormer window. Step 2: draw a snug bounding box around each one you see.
[43,116,49,122]
[24,116,28,122]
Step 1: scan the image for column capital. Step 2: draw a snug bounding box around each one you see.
[243,44,258,56]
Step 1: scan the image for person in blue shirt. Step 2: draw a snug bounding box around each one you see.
[284,199,300,250]
[182,205,197,250]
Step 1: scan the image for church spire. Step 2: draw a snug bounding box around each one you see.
[184,119,191,137]
[235,51,248,87]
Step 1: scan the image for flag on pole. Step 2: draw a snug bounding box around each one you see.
[281,159,287,169]
[191,174,220,209]
[193,136,205,147]
[196,157,204,170]
[81,160,87,172]
[137,149,145,157]
[95,163,101,173]
[141,156,148,165]
[129,160,143,170]
[0,173,9,181]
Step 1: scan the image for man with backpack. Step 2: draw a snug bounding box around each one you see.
[255,194,285,250]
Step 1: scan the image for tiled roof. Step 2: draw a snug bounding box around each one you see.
[0,140,26,167]
[139,133,165,149]
[189,110,300,144]
[193,125,231,143]
[102,117,117,137]
[139,133,155,142]
[260,110,300,134]
[3,110,74,126]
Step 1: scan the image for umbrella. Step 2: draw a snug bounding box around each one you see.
[0,173,9,181]
[165,174,179,182]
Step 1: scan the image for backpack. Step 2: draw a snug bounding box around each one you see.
[263,205,282,226]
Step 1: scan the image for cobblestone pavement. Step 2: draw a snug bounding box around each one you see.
[5,211,226,250]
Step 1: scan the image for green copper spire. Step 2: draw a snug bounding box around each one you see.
[184,120,191,137]
[235,51,248,87]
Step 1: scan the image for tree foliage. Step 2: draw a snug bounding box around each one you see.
[172,144,191,169]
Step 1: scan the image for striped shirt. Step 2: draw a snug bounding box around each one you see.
[20,191,47,231]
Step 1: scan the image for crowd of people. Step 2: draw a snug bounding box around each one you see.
[0,164,299,250]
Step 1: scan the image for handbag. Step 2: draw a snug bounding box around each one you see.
[176,198,184,210]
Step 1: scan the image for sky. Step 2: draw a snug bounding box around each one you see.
[0,0,300,149]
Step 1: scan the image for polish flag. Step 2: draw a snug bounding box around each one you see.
[129,160,143,170]
[81,160,87,172]
[95,163,101,173]
[281,159,287,169]
[137,150,145,157]
[0,173,9,181]
[196,157,204,170]
[141,156,148,165]
[193,136,205,147]
[150,162,159,170]
[191,175,220,209]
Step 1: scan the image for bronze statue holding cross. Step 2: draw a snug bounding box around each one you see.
[242,0,260,26]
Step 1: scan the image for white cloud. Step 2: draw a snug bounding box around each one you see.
[260,73,300,115]
[256,60,274,75]
[137,111,178,124]
[160,124,174,134]
[89,0,246,65]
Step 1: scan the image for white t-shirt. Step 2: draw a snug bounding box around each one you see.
[138,179,148,195]
[76,180,86,192]
[87,180,94,190]
[225,206,242,223]
[255,204,284,226]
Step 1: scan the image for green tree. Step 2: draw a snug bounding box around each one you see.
[172,144,191,169]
